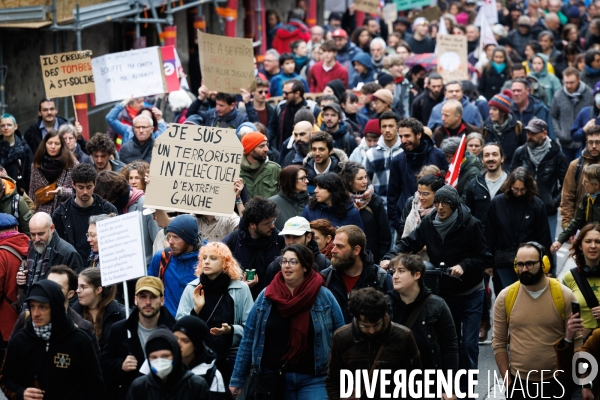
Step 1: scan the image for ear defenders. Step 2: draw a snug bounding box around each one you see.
[513,241,551,274]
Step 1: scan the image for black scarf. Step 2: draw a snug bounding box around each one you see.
[200,272,231,295]
[132,136,154,160]
[196,273,234,355]
[40,155,64,183]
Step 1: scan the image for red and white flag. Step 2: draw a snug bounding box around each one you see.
[445,134,467,188]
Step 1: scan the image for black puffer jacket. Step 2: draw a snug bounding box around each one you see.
[0,133,33,193]
[385,204,492,295]
[510,140,568,215]
[482,115,525,170]
[387,287,459,371]
[0,280,106,400]
[126,328,209,400]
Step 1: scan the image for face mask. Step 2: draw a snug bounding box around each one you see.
[595,93,600,106]
[150,358,173,379]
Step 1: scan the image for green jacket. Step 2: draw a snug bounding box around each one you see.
[0,176,32,236]
[558,193,600,243]
[239,156,281,199]
[458,152,483,202]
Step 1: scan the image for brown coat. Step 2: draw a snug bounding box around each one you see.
[560,150,600,229]
[432,120,481,148]
[326,318,421,400]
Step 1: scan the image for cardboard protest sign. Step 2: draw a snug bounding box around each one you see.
[410,5,443,22]
[382,3,398,24]
[198,31,254,94]
[97,212,147,286]
[395,0,430,11]
[91,47,167,105]
[436,35,469,83]
[354,0,379,14]
[144,123,244,217]
[40,50,95,98]
[161,46,181,93]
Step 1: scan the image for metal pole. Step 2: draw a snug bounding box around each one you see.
[0,36,6,115]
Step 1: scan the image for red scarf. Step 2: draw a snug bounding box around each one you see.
[321,241,335,260]
[395,76,404,84]
[125,106,138,124]
[124,188,145,214]
[265,269,324,364]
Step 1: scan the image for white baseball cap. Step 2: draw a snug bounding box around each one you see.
[279,216,311,236]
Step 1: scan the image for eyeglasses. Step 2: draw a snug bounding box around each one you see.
[515,261,539,270]
[417,191,431,198]
[511,187,527,194]
[86,233,97,239]
[281,258,300,266]
[256,90,268,95]
[134,126,151,130]
[588,140,600,147]
[282,91,291,96]
[261,219,276,227]
[297,176,309,182]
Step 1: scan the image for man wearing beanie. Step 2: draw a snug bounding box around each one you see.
[482,91,525,169]
[364,111,404,211]
[349,118,380,164]
[148,214,201,317]
[551,67,594,162]
[382,185,492,385]
[128,328,209,398]
[239,131,281,199]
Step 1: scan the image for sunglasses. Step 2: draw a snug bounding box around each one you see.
[256,90,268,94]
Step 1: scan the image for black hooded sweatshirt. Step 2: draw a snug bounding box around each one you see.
[0,280,106,400]
[326,79,347,102]
[126,328,209,400]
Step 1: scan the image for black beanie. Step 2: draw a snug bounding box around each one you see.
[146,337,173,355]
[172,316,209,353]
[433,185,460,211]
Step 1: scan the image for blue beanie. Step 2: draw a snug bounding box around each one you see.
[166,215,198,245]
[0,213,18,230]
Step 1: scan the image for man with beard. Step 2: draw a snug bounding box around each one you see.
[427,81,483,130]
[223,197,285,299]
[101,276,176,399]
[319,225,392,323]
[16,212,83,301]
[304,131,348,195]
[511,118,568,255]
[52,163,117,262]
[326,288,421,399]
[321,103,357,156]
[561,125,600,233]
[510,79,555,140]
[281,120,313,167]
[492,243,574,399]
[238,132,281,199]
[411,73,444,126]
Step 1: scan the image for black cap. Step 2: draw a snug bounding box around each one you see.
[26,285,50,304]
[322,103,343,117]
[394,17,410,27]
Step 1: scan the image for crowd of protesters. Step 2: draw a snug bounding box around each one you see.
[4,0,600,399]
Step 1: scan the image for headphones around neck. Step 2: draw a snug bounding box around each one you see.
[513,241,551,274]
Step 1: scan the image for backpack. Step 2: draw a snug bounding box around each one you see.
[504,278,566,323]
[0,244,26,313]
[323,265,388,292]
[158,248,173,283]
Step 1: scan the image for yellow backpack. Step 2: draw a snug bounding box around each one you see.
[504,278,566,323]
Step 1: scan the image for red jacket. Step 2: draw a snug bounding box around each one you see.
[0,232,29,342]
[307,61,349,93]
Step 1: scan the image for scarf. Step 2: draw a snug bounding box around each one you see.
[321,240,334,260]
[265,269,324,364]
[293,54,308,69]
[240,155,266,179]
[40,155,64,184]
[352,185,374,210]
[88,250,100,268]
[526,136,551,168]
[586,192,600,221]
[0,230,20,241]
[491,113,513,136]
[124,187,144,214]
[200,272,231,295]
[33,322,52,341]
[492,62,506,74]
[432,208,459,242]
[585,65,600,76]
[28,245,52,289]
[563,82,587,104]
[125,105,138,122]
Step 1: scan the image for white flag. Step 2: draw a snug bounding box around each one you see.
[481,0,498,25]
[438,16,448,35]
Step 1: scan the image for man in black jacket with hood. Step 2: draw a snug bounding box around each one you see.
[382,185,492,388]
[0,279,106,400]
[127,328,209,399]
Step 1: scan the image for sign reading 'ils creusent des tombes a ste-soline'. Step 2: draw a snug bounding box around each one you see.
[143,123,244,217]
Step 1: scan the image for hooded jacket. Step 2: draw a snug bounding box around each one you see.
[0,280,106,400]
[432,120,481,148]
[483,115,526,169]
[511,140,568,215]
[456,152,483,201]
[510,95,556,140]
[357,191,391,262]
[560,149,600,228]
[269,72,310,97]
[551,82,594,149]
[0,133,33,194]
[349,52,375,89]
[387,134,449,231]
[321,120,358,156]
[52,193,118,261]
[268,190,309,231]
[148,248,199,318]
[528,54,562,106]
[126,328,209,400]
[239,156,281,199]
[101,306,176,400]
[349,136,371,164]
[0,176,32,235]
[427,95,484,130]
[302,201,365,230]
[385,204,492,294]
[0,231,29,342]
[304,148,348,194]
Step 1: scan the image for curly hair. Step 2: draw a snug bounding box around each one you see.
[397,117,424,136]
[243,197,279,225]
[94,171,129,203]
[32,129,76,169]
[339,161,369,193]
[309,219,337,240]
[197,242,243,281]
[308,173,351,220]
[570,223,600,269]
[501,166,537,203]
[71,163,98,184]
[121,161,150,191]
[86,133,116,156]
[347,287,388,323]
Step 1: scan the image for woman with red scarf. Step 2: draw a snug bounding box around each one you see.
[229,244,344,399]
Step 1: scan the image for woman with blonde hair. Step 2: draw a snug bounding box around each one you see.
[176,242,254,386]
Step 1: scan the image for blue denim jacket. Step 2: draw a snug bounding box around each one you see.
[230,286,344,388]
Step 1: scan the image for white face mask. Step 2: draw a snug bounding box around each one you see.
[150,358,173,379]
